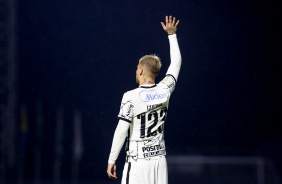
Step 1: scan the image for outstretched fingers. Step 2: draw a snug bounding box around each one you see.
[170,16,180,27]
[172,17,176,25]
[175,19,180,27]
[166,15,169,24]
[161,15,180,34]
[161,21,165,29]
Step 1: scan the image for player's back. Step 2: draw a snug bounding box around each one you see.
[121,78,175,160]
[129,83,170,141]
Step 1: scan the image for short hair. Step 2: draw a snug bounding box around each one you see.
[138,54,162,77]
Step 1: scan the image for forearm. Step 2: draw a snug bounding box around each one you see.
[108,120,130,164]
[166,34,182,81]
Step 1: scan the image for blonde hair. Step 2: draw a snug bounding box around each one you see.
[138,54,162,77]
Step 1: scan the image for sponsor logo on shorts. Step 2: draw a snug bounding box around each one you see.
[142,144,165,158]
[139,90,167,102]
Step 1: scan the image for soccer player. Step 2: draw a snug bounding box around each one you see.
[107,15,181,184]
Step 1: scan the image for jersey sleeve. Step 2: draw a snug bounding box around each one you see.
[166,34,182,83]
[160,34,182,93]
[108,119,130,164]
[160,74,177,94]
[117,92,134,123]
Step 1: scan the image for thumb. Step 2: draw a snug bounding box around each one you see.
[160,22,166,30]
[113,165,117,177]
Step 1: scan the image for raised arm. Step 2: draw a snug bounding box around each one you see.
[161,16,182,82]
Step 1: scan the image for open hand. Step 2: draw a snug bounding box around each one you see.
[161,16,180,35]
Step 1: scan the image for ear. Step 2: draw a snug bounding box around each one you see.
[139,68,144,76]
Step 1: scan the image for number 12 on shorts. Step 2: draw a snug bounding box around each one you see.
[137,107,167,138]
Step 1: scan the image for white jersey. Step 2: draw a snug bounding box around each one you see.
[117,74,176,160]
[108,34,181,184]
[108,33,181,163]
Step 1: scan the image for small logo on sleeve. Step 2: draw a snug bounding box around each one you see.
[161,76,175,88]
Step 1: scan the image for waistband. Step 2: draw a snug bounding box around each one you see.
[126,154,166,162]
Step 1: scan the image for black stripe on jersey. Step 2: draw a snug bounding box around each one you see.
[139,84,157,88]
[125,128,130,152]
[166,74,176,84]
[126,162,131,184]
[118,117,132,123]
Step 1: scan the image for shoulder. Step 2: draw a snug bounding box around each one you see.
[125,87,139,94]
[159,74,176,88]
[122,87,139,98]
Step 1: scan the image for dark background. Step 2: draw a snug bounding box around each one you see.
[16,0,281,182]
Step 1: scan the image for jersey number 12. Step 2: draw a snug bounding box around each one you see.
[137,107,167,138]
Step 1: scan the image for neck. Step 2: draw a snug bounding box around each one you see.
[139,77,155,85]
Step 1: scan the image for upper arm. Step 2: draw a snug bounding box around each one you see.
[160,74,177,93]
[117,92,133,123]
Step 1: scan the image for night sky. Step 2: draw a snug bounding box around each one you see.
[17,0,281,181]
